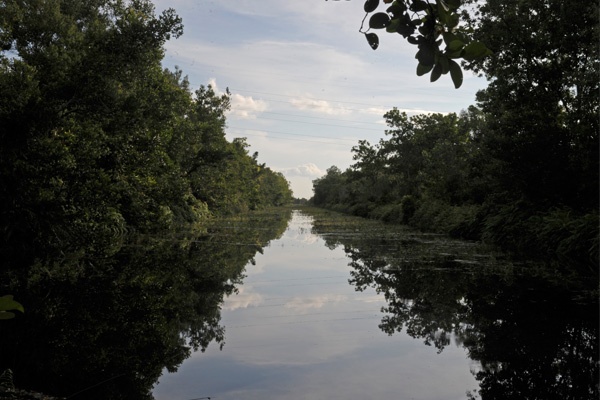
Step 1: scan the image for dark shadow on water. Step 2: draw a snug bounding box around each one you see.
[0,209,292,400]
[305,207,599,400]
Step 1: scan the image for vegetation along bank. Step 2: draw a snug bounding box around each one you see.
[312,0,598,273]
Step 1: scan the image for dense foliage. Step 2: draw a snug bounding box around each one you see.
[0,0,293,272]
[313,0,598,271]
[0,1,293,396]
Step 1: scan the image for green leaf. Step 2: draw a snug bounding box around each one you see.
[364,0,380,13]
[449,59,463,88]
[386,18,400,33]
[445,49,463,59]
[430,63,443,82]
[416,62,434,76]
[447,39,465,52]
[0,312,16,320]
[437,2,451,25]
[365,32,379,50]
[446,0,461,10]
[386,1,406,17]
[439,55,450,74]
[0,295,24,313]
[447,12,460,29]
[396,14,417,37]
[443,32,457,45]
[416,43,435,66]
[410,0,429,12]
[369,12,390,29]
[440,0,461,11]
[454,31,470,43]
[462,41,493,61]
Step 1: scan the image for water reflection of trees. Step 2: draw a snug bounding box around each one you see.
[308,208,599,400]
[0,209,291,399]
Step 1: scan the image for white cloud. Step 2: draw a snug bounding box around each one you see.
[205,78,268,119]
[361,107,389,118]
[230,93,268,119]
[206,77,220,92]
[283,226,320,245]
[223,286,264,311]
[279,163,325,177]
[163,39,373,98]
[284,294,348,313]
[290,96,352,116]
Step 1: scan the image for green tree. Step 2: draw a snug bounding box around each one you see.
[179,86,292,213]
[346,140,388,213]
[348,110,473,204]
[461,0,599,265]
[464,0,599,210]
[316,0,599,267]
[312,166,348,207]
[0,5,295,397]
[256,168,294,207]
[0,0,190,270]
[1,0,293,274]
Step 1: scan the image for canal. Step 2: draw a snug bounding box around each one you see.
[152,208,598,400]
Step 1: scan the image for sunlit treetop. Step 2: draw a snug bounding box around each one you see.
[327,0,492,88]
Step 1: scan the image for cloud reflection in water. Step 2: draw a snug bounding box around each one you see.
[154,211,478,400]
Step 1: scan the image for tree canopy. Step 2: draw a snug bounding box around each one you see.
[0,1,293,396]
[0,0,293,272]
[315,0,599,270]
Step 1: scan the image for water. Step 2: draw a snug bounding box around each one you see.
[1,208,596,399]
[153,209,598,400]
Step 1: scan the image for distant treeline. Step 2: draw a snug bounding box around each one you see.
[0,0,293,270]
[312,0,598,272]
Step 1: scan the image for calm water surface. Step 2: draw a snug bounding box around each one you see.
[4,208,594,399]
[153,210,478,399]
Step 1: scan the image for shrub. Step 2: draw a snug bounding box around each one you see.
[380,204,404,223]
[400,195,416,224]
[411,199,481,238]
[349,202,375,218]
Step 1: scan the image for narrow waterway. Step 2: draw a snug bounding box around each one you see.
[153,209,598,400]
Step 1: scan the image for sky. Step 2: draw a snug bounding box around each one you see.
[153,0,489,199]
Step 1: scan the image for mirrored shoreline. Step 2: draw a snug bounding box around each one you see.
[154,209,598,400]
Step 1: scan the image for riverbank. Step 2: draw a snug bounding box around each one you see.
[304,201,599,277]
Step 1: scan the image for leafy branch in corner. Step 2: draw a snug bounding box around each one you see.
[358,0,492,88]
